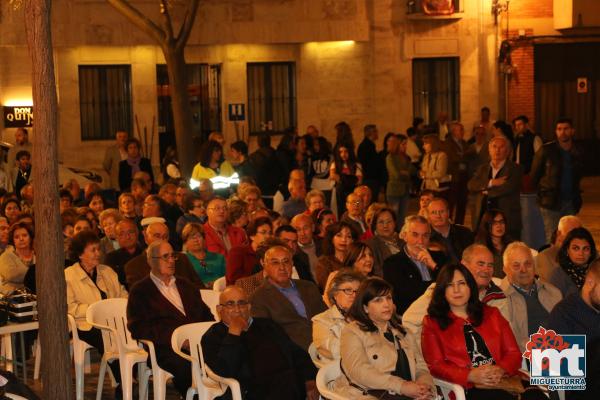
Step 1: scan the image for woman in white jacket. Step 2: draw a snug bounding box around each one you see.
[312,270,364,363]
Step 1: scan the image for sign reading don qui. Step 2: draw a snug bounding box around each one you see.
[3,106,34,128]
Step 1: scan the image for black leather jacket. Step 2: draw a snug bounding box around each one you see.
[530,141,584,211]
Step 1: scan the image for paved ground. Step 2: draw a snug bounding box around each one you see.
[14,176,600,399]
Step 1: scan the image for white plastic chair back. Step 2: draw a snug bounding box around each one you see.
[433,378,466,400]
[291,267,300,280]
[200,290,221,321]
[140,339,173,400]
[272,190,284,214]
[212,277,227,292]
[86,298,150,400]
[171,321,242,400]
[315,360,348,400]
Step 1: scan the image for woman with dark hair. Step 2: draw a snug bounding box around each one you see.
[161,145,181,181]
[555,227,597,297]
[378,132,397,194]
[0,222,35,294]
[293,134,311,182]
[311,208,336,240]
[422,264,523,400]
[118,137,154,192]
[330,144,363,214]
[65,230,127,396]
[334,121,355,149]
[225,216,272,285]
[312,270,364,363]
[342,242,375,277]
[191,140,236,181]
[1,198,21,225]
[475,209,514,278]
[332,277,435,399]
[87,191,106,217]
[315,221,356,291]
[367,207,402,276]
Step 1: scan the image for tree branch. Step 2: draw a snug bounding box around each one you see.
[175,0,201,52]
[159,0,175,42]
[106,0,166,44]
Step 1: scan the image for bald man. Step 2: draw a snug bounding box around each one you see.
[202,286,319,400]
[124,222,204,289]
[127,240,213,397]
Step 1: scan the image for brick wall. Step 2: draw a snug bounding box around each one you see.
[507,42,535,124]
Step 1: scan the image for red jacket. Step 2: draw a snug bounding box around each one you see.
[421,305,521,388]
[225,245,258,285]
[204,223,247,257]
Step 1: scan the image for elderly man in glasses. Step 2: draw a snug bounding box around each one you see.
[127,240,214,398]
[202,285,319,400]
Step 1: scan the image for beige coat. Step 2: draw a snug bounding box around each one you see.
[65,262,128,331]
[402,278,509,351]
[0,246,34,295]
[420,151,449,192]
[312,305,346,362]
[333,321,433,399]
[499,277,562,351]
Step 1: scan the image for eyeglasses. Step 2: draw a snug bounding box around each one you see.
[337,288,358,296]
[153,252,179,261]
[219,300,250,309]
[491,219,506,226]
[347,201,361,206]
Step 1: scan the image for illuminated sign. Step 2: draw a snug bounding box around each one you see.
[3,106,34,128]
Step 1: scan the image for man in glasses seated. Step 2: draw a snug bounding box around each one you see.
[202,285,319,400]
[124,221,204,289]
[127,240,214,398]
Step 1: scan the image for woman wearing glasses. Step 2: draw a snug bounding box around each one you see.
[182,222,225,288]
[312,270,364,363]
[65,230,128,396]
[421,264,524,400]
[367,207,403,277]
[475,209,514,278]
[333,277,435,399]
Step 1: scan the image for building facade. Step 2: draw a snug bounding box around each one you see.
[0,0,598,179]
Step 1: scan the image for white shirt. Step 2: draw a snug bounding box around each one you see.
[488,160,507,188]
[149,272,186,316]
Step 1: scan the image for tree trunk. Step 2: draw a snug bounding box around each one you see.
[24,1,72,399]
[164,46,196,179]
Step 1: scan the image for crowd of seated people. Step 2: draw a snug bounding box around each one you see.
[0,114,597,400]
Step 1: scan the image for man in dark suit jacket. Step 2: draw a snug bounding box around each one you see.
[468,136,522,239]
[383,215,448,314]
[442,122,469,225]
[124,222,204,289]
[275,224,315,283]
[251,245,326,351]
[127,240,214,397]
[357,124,382,198]
[202,286,318,400]
[427,197,474,263]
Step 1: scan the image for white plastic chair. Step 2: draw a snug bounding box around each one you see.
[139,340,174,400]
[433,378,466,400]
[308,342,326,369]
[68,314,94,400]
[212,277,227,292]
[315,360,348,400]
[86,298,150,400]
[200,290,221,321]
[171,321,242,400]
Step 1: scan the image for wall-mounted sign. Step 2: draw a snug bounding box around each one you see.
[3,106,33,128]
[577,77,588,94]
[228,104,245,121]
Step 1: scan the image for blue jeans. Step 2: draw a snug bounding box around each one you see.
[539,200,576,244]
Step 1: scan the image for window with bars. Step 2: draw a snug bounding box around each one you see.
[79,65,133,141]
[156,63,221,141]
[412,57,460,124]
[247,62,297,136]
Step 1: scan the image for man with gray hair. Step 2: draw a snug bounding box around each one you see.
[403,244,508,348]
[383,215,448,314]
[124,222,203,289]
[127,240,213,397]
[536,215,582,296]
[499,241,562,351]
